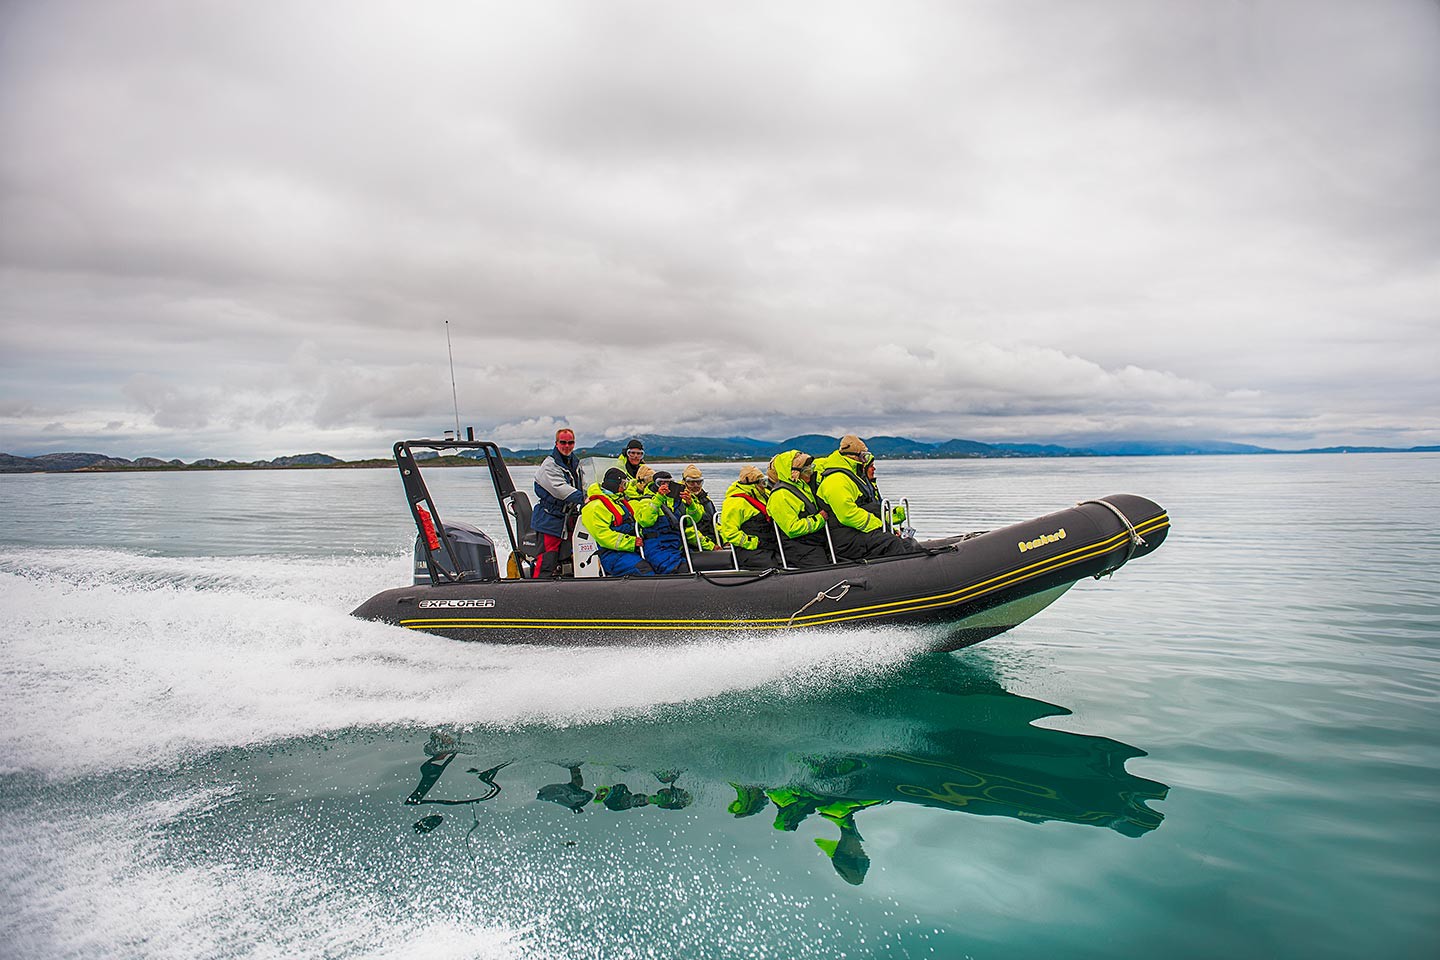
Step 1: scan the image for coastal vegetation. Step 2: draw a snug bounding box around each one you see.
[3,434,1436,474]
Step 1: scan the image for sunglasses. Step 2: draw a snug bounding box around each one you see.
[556,439,575,446]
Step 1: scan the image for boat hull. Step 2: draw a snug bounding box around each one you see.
[351,494,1169,650]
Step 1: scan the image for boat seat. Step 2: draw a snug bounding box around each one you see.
[508,492,543,559]
[689,549,738,572]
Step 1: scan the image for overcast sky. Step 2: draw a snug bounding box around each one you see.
[2,0,1437,459]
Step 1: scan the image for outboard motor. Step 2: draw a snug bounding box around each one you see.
[413,520,500,585]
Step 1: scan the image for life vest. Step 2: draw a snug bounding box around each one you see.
[728,491,769,517]
[692,490,718,536]
[769,478,825,520]
[818,465,882,517]
[727,492,777,548]
[648,496,683,540]
[587,494,637,537]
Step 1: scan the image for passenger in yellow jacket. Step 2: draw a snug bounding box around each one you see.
[580,468,656,576]
[616,438,647,480]
[660,472,715,551]
[815,435,921,561]
[718,465,782,570]
[640,471,714,573]
[766,450,832,567]
[630,463,656,499]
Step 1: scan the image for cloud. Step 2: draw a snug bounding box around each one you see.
[121,374,212,430]
[1,0,1437,459]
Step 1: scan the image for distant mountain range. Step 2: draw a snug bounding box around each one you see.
[4,435,1435,473]
[0,451,346,473]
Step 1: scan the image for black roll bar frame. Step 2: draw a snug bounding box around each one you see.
[394,435,527,584]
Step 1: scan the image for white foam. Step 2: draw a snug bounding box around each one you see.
[0,548,934,779]
[0,546,400,604]
[0,785,532,959]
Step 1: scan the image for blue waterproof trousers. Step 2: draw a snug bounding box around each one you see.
[599,549,655,577]
[642,531,687,574]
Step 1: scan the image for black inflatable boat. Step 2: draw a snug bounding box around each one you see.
[351,438,1170,650]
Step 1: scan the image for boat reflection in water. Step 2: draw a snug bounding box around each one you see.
[404,657,1168,885]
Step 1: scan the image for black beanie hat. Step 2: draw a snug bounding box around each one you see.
[624,438,644,453]
[601,467,628,494]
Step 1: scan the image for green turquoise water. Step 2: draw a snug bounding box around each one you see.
[1,454,1436,958]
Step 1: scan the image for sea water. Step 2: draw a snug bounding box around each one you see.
[0,454,1436,959]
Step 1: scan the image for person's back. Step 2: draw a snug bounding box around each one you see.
[718,465,781,570]
[816,435,920,561]
[815,437,885,532]
[767,450,832,567]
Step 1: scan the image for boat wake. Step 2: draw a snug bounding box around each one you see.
[0,547,937,779]
[0,780,531,960]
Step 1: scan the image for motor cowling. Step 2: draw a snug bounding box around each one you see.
[413,520,500,584]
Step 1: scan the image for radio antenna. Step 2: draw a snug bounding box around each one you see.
[445,320,461,440]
